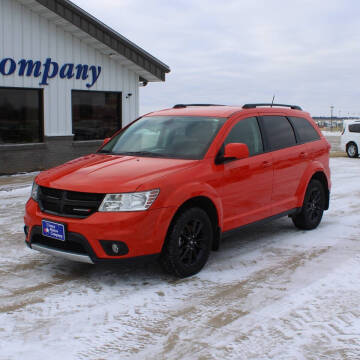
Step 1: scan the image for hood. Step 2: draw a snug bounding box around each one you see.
[36,154,198,193]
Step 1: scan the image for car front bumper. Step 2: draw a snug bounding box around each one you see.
[24,198,175,263]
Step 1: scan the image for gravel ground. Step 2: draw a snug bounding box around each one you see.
[0,157,359,360]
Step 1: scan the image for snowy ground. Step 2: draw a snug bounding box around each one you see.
[321,131,342,137]
[0,158,359,360]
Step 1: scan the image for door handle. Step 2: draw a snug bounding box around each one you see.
[262,160,272,168]
[299,152,308,159]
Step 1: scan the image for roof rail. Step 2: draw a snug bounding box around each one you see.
[173,104,225,109]
[242,103,302,110]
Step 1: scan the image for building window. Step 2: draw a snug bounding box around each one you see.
[0,87,43,144]
[72,90,122,141]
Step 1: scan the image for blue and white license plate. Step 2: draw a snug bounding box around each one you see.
[42,220,66,241]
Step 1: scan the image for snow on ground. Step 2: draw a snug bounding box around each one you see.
[321,131,342,137]
[0,158,359,360]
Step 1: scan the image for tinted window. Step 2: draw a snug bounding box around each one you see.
[289,116,320,142]
[262,116,296,150]
[72,91,122,141]
[224,117,263,156]
[349,124,360,133]
[0,87,42,144]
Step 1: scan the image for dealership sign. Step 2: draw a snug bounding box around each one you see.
[0,57,102,88]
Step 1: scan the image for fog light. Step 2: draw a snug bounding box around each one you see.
[112,243,119,254]
[99,240,129,256]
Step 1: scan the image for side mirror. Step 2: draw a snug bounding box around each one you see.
[102,137,111,146]
[224,143,249,160]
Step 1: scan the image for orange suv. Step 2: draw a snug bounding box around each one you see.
[25,103,331,277]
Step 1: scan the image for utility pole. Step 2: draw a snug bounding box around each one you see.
[330,105,334,131]
[338,110,342,131]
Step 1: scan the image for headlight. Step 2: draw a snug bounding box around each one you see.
[99,189,159,212]
[31,181,39,202]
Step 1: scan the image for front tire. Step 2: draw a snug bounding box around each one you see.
[292,179,325,230]
[346,142,359,158]
[160,207,213,277]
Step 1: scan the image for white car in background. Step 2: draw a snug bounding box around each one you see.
[341,120,360,158]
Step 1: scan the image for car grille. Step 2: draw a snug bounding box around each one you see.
[38,186,105,218]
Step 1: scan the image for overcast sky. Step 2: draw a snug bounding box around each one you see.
[72,0,360,117]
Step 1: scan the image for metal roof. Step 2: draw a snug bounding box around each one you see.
[33,0,170,82]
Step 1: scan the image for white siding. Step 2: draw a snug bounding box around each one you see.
[0,0,139,136]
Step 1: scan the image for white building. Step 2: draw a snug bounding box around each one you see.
[0,0,170,174]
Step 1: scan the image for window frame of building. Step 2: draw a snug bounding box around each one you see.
[0,86,44,144]
[71,90,122,141]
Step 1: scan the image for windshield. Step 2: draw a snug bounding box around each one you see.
[98,116,227,159]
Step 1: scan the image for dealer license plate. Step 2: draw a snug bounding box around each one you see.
[42,220,66,241]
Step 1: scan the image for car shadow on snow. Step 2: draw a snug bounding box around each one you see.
[27,216,303,285]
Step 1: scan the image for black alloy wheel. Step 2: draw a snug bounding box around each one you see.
[160,207,213,277]
[304,187,323,223]
[292,179,325,230]
[178,218,206,266]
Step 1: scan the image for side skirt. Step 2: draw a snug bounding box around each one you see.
[221,207,301,240]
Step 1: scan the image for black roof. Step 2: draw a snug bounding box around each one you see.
[34,0,170,81]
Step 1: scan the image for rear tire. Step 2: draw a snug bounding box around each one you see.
[292,179,325,230]
[346,142,359,158]
[160,207,213,278]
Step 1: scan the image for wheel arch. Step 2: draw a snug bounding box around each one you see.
[309,171,330,210]
[165,196,221,252]
[346,140,357,148]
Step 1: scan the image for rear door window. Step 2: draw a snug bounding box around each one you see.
[289,117,320,143]
[261,116,296,150]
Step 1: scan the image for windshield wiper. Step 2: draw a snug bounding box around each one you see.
[97,149,114,154]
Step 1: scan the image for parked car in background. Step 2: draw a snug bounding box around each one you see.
[25,103,331,277]
[341,120,360,158]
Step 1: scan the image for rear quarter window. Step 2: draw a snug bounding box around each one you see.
[289,117,320,143]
